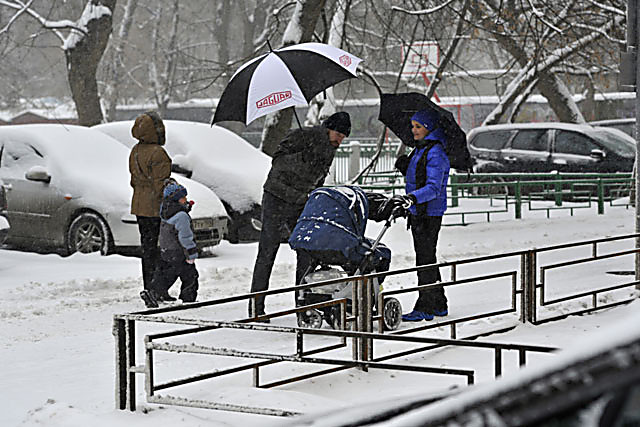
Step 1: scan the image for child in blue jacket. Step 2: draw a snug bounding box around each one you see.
[140,181,199,308]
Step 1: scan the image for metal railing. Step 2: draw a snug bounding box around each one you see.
[357,172,633,225]
[113,233,640,416]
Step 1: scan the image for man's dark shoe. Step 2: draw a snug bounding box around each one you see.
[156,291,177,302]
[253,311,271,323]
[140,290,159,308]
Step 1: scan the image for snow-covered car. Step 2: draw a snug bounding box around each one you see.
[0,124,228,255]
[289,309,640,427]
[467,122,635,173]
[0,177,8,245]
[93,120,270,243]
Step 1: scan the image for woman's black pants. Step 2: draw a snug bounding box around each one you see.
[410,215,448,313]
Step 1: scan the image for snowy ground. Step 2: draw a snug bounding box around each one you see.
[1,199,637,426]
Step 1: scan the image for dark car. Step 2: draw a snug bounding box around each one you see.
[467,123,635,173]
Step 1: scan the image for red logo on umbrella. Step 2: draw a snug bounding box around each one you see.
[339,55,351,67]
[256,91,292,108]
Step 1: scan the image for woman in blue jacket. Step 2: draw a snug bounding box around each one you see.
[394,109,450,321]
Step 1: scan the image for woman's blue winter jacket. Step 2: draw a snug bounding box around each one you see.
[405,132,450,216]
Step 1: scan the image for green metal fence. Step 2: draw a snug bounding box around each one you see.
[357,172,633,225]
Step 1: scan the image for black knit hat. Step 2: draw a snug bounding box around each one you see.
[322,112,351,137]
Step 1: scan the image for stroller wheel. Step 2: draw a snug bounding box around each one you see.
[297,309,323,328]
[383,297,402,331]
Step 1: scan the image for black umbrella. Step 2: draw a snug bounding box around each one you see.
[212,42,362,126]
[378,92,472,171]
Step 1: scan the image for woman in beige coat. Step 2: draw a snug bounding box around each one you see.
[129,111,172,299]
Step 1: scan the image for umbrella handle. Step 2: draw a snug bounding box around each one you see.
[293,109,303,129]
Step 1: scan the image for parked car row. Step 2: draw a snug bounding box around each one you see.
[466,122,635,174]
[0,123,269,255]
[93,120,270,243]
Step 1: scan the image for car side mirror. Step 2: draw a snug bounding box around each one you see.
[171,163,193,178]
[25,167,51,183]
[590,149,606,160]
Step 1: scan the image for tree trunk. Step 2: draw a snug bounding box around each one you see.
[65,0,116,126]
[260,0,327,156]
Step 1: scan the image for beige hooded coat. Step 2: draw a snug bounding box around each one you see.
[128,112,172,217]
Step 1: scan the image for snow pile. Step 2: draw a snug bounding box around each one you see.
[94,121,270,212]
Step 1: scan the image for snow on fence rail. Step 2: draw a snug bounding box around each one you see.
[113,233,640,416]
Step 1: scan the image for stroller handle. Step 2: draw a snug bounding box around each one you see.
[355,218,394,275]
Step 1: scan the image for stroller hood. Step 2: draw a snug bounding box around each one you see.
[289,186,368,260]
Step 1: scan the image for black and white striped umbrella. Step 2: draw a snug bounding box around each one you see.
[212,42,362,126]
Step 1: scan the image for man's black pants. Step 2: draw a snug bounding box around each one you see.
[249,191,307,315]
[136,216,160,290]
[410,215,448,313]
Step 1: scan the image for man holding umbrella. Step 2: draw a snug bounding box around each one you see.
[249,112,352,319]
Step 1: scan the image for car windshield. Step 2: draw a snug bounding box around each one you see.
[590,130,635,158]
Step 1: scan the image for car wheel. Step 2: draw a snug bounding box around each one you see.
[67,212,112,255]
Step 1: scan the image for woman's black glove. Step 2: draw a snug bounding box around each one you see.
[377,194,416,219]
[395,155,410,176]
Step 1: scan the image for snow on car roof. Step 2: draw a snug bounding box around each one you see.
[0,124,227,218]
[94,120,270,212]
[469,122,598,133]
[0,124,133,210]
[468,122,636,144]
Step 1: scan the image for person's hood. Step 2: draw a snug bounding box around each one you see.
[131,111,166,145]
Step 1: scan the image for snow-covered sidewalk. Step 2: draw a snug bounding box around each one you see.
[0,205,636,426]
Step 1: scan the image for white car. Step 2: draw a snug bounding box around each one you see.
[0,124,228,255]
[94,120,270,242]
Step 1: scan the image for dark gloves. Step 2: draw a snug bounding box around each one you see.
[376,194,417,220]
[395,155,410,176]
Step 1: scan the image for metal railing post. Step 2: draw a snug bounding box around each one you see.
[494,347,502,377]
[554,173,562,206]
[366,278,373,361]
[598,178,605,214]
[126,319,136,411]
[114,317,128,410]
[450,175,459,207]
[348,141,361,182]
[523,250,537,324]
[515,182,522,219]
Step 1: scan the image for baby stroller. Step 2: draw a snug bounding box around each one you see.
[288,186,403,331]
